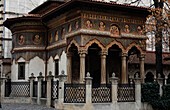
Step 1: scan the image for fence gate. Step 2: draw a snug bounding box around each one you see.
[51,80,59,107]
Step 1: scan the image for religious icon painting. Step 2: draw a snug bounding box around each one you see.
[61,27,65,39]
[68,24,72,32]
[18,35,24,45]
[124,24,131,33]
[55,30,58,41]
[32,34,41,45]
[137,25,143,35]
[85,20,92,29]
[99,21,106,31]
[110,25,120,37]
[49,33,53,43]
[75,21,79,30]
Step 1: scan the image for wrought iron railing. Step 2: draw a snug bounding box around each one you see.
[92,84,112,103]
[33,81,38,97]
[51,80,59,100]
[64,83,86,103]
[41,80,47,98]
[117,84,135,102]
[5,81,30,97]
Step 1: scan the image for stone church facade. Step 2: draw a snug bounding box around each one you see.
[4,0,170,84]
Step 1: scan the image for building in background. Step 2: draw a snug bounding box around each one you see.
[0,0,47,78]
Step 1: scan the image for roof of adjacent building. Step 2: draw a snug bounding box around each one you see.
[129,51,170,65]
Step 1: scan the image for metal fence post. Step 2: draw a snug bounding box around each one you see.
[29,73,36,104]
[46,71,54,107]
[134,73,141,109]
[109,73,118,109]
[56,71,67,109]
[37,72,44,105]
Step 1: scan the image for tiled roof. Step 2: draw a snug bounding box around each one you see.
[129,51,170,65]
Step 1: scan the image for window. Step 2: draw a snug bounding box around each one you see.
[55,60,59,78]
[18,62,25,79]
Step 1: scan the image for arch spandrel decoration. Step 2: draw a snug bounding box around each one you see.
[66,39,80,53]
[125,42,144,54]
[15,56,27,64]
[84,39,105,51]
[106,40,125,52]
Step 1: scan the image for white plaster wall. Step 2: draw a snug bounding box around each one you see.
[59,51,67,75]
[29,56,45,79]
[47,56,55,76]
[11,60,17,81]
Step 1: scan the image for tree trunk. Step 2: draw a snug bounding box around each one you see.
[154,0,164,77]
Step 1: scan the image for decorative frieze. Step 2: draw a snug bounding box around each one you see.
[82,13,145,24]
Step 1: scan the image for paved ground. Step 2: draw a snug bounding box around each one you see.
[0,103,57,110]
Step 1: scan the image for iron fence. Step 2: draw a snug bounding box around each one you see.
[64,83,86,103]
[92,84,112,103]
[41,80,47,98]
[33,81,38,97]
[51,80,59,100]
[117,84,135,102]
[5,81,30,97]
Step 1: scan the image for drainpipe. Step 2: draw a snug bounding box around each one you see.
[41,20,48,80]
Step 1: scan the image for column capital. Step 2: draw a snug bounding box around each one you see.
[100,50,108,56]
[120,52,128,57]
[139,53,146,58]
[67,52,73,57]
[78,48,87,55]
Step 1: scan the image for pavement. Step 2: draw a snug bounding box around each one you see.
[0,103,57,110]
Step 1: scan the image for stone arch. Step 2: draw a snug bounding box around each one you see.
[106,40,125,52]
[29,55,45,62]
[85,39,105,51]
[66,39,80,53]
[125,42,144,54]
[145,69,156,78]
[16,56,27,64]
[145,72,154,82]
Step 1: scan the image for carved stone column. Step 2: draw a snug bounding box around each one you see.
[121,52,128,84]
[67,52,72,83]
[79,49,87,84]
[100,50,108,84]
[139,54,145,83]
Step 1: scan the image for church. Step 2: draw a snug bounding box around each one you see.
[2,0,170,109]
[4,0,170,85]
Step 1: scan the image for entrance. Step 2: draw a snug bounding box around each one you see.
[86,44,101,87]
[107,45,121,83]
